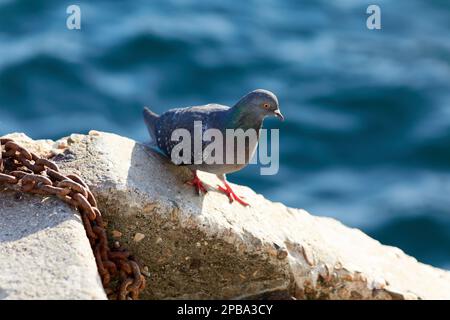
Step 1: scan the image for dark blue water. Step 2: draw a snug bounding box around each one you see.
[1,0,449,269]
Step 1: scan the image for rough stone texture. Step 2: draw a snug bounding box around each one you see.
[2,131,450,300]
[0,137,106,300]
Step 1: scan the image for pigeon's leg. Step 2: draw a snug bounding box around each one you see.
[186,170,208,195]
[216,174,249,206]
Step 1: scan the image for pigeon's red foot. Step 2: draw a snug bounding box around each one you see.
[186,173,208,195]
[218,181,249,206]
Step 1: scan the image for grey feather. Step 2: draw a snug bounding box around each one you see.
[143,107,159,144]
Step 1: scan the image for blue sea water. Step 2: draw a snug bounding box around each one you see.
[0,0,449,269]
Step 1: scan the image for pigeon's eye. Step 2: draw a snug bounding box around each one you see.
[263,103,270,109]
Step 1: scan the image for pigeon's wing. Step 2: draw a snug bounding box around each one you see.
[155,104,229,164]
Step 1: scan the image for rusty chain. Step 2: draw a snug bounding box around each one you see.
[0,138,145,300]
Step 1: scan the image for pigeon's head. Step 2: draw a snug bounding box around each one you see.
[235,89,284,121]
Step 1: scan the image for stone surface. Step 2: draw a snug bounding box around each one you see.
[2,131,450,300]
[0,139,106,300]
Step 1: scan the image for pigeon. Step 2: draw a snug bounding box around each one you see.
[143,89,284,206]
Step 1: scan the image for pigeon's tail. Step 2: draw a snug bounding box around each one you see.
[143,107,159,143]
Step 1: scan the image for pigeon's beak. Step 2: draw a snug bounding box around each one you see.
[273,109,284,121]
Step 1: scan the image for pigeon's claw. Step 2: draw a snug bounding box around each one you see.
[218,182,249,206]
[186,174,208,195]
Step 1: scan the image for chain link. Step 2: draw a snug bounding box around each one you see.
[0,138,146,299]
